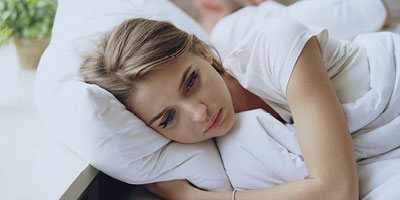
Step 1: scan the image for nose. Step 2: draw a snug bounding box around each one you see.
[184,101,207,123]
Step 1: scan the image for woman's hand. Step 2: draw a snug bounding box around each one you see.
[145,179,201,200]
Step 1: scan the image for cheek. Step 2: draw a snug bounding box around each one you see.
[162,120,202,143]
[203,72,227,95]
[180,119,202,136]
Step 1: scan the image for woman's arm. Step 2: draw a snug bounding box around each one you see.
[146,36,359,200]
[283,36,359,199]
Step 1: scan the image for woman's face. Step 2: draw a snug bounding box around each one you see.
[127,51,235,143]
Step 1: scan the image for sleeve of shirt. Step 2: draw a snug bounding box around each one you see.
[250,19,329,95]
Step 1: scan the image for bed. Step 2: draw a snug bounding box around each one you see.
[34,0,400,199]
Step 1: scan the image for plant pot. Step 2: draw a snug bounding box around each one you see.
[13,37,50,70]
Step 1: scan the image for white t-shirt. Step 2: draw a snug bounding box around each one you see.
[211,0,387,60]
[224,19,370,123]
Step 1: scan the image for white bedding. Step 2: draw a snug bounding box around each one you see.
[35,0,400,198]
[211,0,388,60]
[218,109,400,199]
[216,30,400,199]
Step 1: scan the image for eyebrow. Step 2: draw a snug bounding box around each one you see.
[149,65,193,126]
[179,65,193,92]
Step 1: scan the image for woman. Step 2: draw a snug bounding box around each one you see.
[80,18,399,199]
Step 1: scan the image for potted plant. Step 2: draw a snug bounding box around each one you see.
[0,0,57,70]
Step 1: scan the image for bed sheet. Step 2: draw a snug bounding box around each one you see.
[215,20,400,196]
[217,109,400,199]
[358,148,400,199]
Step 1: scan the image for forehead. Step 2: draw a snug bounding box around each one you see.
[128,58,186,120]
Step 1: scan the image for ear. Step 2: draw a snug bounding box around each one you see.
[194,0,223,11]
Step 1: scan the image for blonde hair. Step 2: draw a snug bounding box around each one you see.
[79,18,225,104]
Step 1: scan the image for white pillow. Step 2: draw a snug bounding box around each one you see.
[216,109,307,190]
[35,0,231,191]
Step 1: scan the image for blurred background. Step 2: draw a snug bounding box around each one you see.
[0,0,57,199]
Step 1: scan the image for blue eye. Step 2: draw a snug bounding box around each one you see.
[186,71,198,90]
[159,111,174,129]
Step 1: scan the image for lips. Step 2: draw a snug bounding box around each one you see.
[205,109,223,133]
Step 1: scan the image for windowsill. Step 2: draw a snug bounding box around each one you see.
[0,42,98,200]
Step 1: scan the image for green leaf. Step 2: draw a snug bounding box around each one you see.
[0,0,57,43]
[0,14,12,45]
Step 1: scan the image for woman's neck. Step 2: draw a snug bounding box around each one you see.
[222,73,285,122]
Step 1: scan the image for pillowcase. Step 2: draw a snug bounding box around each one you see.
[35,0,231,191]
[216,109,307,190]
